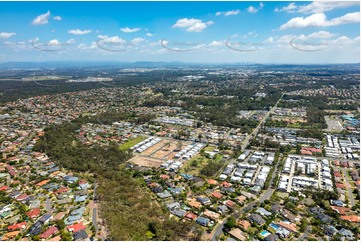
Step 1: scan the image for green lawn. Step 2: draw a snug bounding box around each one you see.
[204,146,216,152]
[119,136,146,151]
[214,154,223,162]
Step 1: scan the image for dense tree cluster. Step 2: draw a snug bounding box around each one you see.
[34,115,199,241]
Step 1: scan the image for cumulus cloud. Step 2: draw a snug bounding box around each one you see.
[131,37,145,44]
[146,33,155,37]
[298,1,360,14]
[101,36,126,43]
[53,16,62,21]
[48,39,61,46]
[97,35,108,39]
[275,2,297,13]
[120,27,141,33]
[247,2,264,13]
[173,18,214,32]
[68,29,93,35]
[280,12,360,29]
[0,32,16,39]
[275,2,360,14]
[209,40,224,47]
[216,9,240,16]
[264,31,337,45]
[32,11,51,25]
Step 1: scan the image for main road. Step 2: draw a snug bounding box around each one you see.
[240,94,284,151]
[211,92,284,241]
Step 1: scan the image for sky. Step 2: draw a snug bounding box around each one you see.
[0,1,359,64]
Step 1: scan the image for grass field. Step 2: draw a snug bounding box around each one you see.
[180,153,224,176]
[119,136,146,151]
[204,146,216,152]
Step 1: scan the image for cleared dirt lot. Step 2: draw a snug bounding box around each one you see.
[324,115,344,132]
[141,140,168,156]
[152,142,178,159]
[129,155,164,168]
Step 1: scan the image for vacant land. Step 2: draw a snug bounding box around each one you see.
[152,142,179,159]
[119,136,146,151]
[142,139,168,156]
[129,155,164,168]
[324,115,344,132]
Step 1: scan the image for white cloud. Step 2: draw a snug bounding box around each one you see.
[101,36,126,43]
[49,39,60,45]
[77,42,98,50]
[330,35,360,46]
[247,2,264,13]
[146,33,155,37]
[0,32,16,39]
[68,29,93,35]
[209,40,224,47]
[97,35,108,39]
[275,2,360,14]
[280,12,360,30]
[216,9,240,16]
[32,11,51,25]
[120,27,141,33]
[298,2,360,14]
[307,31,336,39]
[131,37,145,44]
[275,2,297,13]
[265,31,337,44]
[173,18,214,32]
[53,16,62,21]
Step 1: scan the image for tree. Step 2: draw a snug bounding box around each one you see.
[225,217,237,229]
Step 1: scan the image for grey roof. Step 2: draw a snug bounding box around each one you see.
[265,233,279,241]
[171,209,187,218]
[249,213,265,225]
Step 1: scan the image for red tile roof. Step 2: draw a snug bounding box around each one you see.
[211,191,223,199]
[16,194,29,201]
[335,183,345,188]
[8,222,26,231]
[54,187,69,195]
[67,222,86,233]
[221,181,232,188]
[40,226,58,239]
[184,212,197,221]
[333,172,341,177]
[330,206,350,215]
[225,200,236,208]
[340,215,360,223]
[0,185,9,191]
[207,179,218,185]
[26,208,41,218]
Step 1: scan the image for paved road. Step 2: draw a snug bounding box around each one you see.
[341,168,355,206]
[211,96,284,241]
[241,94,283,151]
[92,208,98,231]
[211,153,282,240]
[211,187,276,240]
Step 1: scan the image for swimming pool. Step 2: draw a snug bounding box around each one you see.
[269,222,279,230]
[260,230,271,237]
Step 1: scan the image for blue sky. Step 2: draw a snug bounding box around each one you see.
[0,1,359,63]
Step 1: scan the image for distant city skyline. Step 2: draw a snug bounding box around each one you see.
[0,1,359,63]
